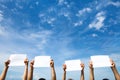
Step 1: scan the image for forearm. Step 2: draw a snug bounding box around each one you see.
[80,70,84,80]
[89,68,94,80]
[28,67,34,80]
[62,71,66,80]
[111,67,120,80]
[23,66,28,80]
[51,67,56,80]
[0,67,9,80]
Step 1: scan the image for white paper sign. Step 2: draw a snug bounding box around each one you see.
[91,55,111,68]
[9,54,27,66]
[65,60,82,71]
[34,56,51,67]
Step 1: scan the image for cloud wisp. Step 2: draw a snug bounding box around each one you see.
[89,11,106,30]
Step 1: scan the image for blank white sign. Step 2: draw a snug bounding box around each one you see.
[65,60,82,71]
[34,56,51,67]
[9,54,27,66]
[91,55,111,68]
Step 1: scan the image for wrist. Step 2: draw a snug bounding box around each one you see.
[63,69,66,72]
[51,67,55,70]
[5,66,9,69]
[89,67,94,70]
[30,66,34,69]
[51,65,54,68]
[81,69,84,73]
[25,64,28,66]
[111,66,116,69]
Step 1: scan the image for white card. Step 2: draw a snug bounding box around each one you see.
[9,54,27,66]
[34,56,51,67]
[91,55,111,68]
[65,60,82,71]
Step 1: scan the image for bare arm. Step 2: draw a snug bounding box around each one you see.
[89,61,94,80]
[110,59,120,80]
[80,63,84,80]
[0,60,10,80]
[62,64,66,80]
[28,60,34,80]
[23,58,29,80]
[50,59,56,80]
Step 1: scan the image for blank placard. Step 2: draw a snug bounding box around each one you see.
[91,55,111,68]
[9,54,27,66]
[65,60,82,71]
[34,56,51,67]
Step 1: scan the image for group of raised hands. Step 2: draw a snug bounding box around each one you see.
[0,59,120,80]
[0,59,56,80]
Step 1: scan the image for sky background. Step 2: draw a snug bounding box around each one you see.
[0,0,120,80]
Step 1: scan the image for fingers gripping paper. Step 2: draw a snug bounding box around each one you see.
[34,56,51,67]
[65,60,82,71]
[91,55,111,68]
[9,54,27,66]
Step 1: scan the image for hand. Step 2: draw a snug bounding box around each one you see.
[89,60,93,69]
[5,60,10,67]
[110,59,115,68]
[30,60,34,68]
[80,63,84,70]
[24,58,29,66]
[50,59,54,68]
[63,64,66,71]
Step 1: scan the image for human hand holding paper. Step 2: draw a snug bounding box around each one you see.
[9,54,27,66]
[34,56,51,67]
[91,55,111,68]
[65,60,82,71]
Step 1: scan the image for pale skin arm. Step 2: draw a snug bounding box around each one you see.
[23,58,29,80]
[80,63,84,80]
[89,61,94,80]
[62,64,66,80]
[110,59,120,80]
[0,60,10,80]
[28,60,34,80]
[50,59,56,80]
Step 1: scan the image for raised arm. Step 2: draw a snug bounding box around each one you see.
[28,60,34,80]
[0,60,10,80]
[23,58,29,80]
[50,59,56,80]
[80,63,84,80]
[89,61,94,80]
[62,64,66,80]
[110,59,120,80]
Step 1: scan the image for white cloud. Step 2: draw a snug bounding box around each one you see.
[48,7,56,13]
[58,8,71,20]
[0,26,8,36]
[38,13,45,18]
[92,33,98,37]
[28,30,53,50]
[89,11,105,30]
[0,4,7,9]
[29,30,52,39]
[35,1,39,5]
[74,21,83,27]
[58,0,64,5]
[47,18,55,24]
[76,8,92,17]
[15,3,23,9]
[38,13,56,24]
[0,12,3,22]
[107,1,120,7]
[63,12,69,17]
[62,12,71,20]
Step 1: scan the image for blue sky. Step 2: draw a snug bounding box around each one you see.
[0,0,120,80]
